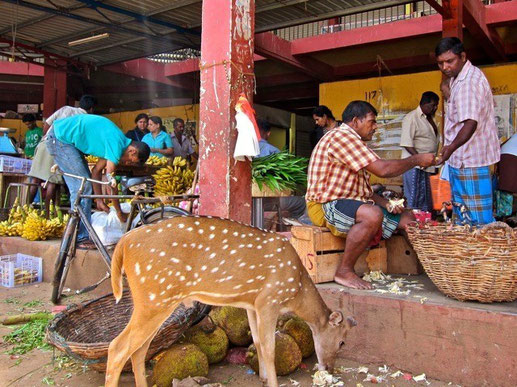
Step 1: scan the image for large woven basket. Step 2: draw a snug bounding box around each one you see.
[46,291,210,371]
[406,222,517,303]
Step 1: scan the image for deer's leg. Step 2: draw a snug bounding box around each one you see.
[131,327,160,387]
[247,309,267,382]
[255,303,279,387]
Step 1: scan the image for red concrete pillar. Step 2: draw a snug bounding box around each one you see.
[198,0,255,222]
[43,61,67,118]
[442,0,463,39]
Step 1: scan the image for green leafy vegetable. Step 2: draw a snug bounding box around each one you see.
[252,150,308,192]
[3,317,52,355]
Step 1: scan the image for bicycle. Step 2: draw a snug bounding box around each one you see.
[50,168,195,304]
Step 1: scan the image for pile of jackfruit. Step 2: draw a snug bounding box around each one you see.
[0,199,69,241]
[152,157,195,196]
[151,306,315,387]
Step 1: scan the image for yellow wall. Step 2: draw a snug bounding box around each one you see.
[320,62,517,118]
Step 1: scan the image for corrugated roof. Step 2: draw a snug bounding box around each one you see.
[0,0,405,66]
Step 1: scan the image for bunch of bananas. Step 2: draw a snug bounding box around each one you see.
[85,155,99,163]
[0,199,69,241]
[146,155,169,166]
[152,157,194,196]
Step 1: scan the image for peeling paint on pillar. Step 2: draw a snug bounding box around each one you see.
[198,0,255,223]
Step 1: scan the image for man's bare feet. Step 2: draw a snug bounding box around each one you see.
[334,271,374,290]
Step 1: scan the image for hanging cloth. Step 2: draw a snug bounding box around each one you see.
[233,93,260,161]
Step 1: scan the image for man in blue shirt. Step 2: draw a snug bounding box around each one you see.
[46,114,150,248]
[257,119,280,157]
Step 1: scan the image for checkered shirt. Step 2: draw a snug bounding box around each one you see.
[445,60,500,168]
[306,123,379,203]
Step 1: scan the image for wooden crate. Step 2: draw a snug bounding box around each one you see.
[290,225,420,284]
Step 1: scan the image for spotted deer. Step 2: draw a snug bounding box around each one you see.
[105,216,356,387]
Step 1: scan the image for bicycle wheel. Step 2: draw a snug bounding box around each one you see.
[132,206,190,228]
[51,216,79,304]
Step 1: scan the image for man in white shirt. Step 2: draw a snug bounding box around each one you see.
[170,118,197,162]
[400,91,440,211]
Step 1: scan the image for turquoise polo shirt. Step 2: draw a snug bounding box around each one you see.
[53,114,131,164]
[142,131,173,158]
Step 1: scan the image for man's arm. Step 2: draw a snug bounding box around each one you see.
[366,153,435,178]
[105,160,127,223]
[403,146,418,155]
[436,119,477,164]
[91,159,110,213]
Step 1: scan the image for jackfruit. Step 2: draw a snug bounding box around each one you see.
[209,306,252,346]
[152,344,209,387]
[279,316,315,358]
[182,323,229,364]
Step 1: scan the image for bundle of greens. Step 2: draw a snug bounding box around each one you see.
[252,150,308,192]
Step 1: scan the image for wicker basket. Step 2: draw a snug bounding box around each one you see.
[46,291,210,371]
[406,222,517,303]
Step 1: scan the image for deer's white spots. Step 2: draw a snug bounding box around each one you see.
[232,231,239,236]
[222,229,228,234]
[287,277,294,282]
[247,244,253,248]
[159,251,166,257]
[271,269,277,273]
[149,293,156,301]
[262,240,268,244]
[190,243,197,248]
[239,262,246,267]
[209,234,215,240]
[279,263,284,268]
[146,264,152,271]
[226,275,233,280]
[278,290,284,294]
[150,248,156,253]
[257,245,263,249]
[233,284,243,289]
[146,229,151,233]
[211,267,219,273]
[220,259,226,265]
[186,281,193,286]
[255,237,261,241]
[135,263,141,275]
[287,261,291,266]
[240,234,246,238]
[269,238,275,242]
[222,239,228,244]
[266,283,272,288]
[140,277,146,284]
[256,275,265,280]
[198,229,204,234]
[167,284,172,290]
[154,274,159,280]
[209,253,216,259]
[136,243,141,247]
[276,248,282,253]
[158,228,163,233]
[275,281,280,285]
[197,244,204,250]
[129,243,134,248]
[246,279,254,283]
[230,250,236,255]
[209,225,215,231]
[201,265,207,271]
[291,288,297,292]
[186,265,192,271]
[182,243,187,248]
[179,276,185,281]
[293,266,297,270]
[175,271,181,276]
[194,273,199,278]
[172,242,178,247]
[205,246,210,251]
[160,291,165,295]
[272,299,278,304]
[222,244,229,250]
[239,244,245,248]
[167,223,172,228]
[171,258,180,263]
[207,215,212,218]
[249,265,256,269]
[187,227,193,231]
[178,223,185,228]
[248,233,253,237]
[194,221,200,226]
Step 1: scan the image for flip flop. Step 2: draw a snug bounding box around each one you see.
[77,240,96,250]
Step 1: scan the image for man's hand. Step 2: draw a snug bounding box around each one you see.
[386,198,405,214]
[96,199,110,213]
[413,153,436,168]
[116,211,128,224]
[436,145,452,165]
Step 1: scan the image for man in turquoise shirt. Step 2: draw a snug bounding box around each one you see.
[46,114,150,248]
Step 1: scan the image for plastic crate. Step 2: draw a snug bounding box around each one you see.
[0,156,32,174]
[0,253,42,288]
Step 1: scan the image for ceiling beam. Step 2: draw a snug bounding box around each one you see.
[461,0,506,61]
[74,0,199,36]
[425,0,448,17]
[255,32,334,81]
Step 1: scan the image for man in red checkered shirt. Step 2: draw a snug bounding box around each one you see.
[306,101,435,289]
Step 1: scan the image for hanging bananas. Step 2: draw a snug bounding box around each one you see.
[152,157,194,196]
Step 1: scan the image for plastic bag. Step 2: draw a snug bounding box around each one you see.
[91,202,131,245]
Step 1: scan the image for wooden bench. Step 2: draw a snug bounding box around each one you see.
[290,225,421,284]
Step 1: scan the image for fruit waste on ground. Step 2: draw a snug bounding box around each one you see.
[181,322,229,364]
[278,315,315,358]
[0,199,68,241]
[246,332,302,376]
[209,306,252,346]
[152,157,195,196]
[152,343,209,387]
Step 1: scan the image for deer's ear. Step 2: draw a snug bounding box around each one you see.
[329,311,344,326]
[346,316,357,329]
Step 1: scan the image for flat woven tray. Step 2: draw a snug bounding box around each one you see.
[407,222,517,303]
[46,291,210,371]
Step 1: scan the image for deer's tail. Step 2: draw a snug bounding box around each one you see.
[111,240,125,303]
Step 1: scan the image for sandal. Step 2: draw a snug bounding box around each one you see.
[77,240,96,250]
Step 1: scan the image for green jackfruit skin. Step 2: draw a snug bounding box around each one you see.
[182,325,229,364]
[280,316,315,358]
[246,332,302,376]
[209,306,252,346]
[152,343,209,387]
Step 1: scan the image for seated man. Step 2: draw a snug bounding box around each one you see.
[306,101,435,289]
[46,114,150,249]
